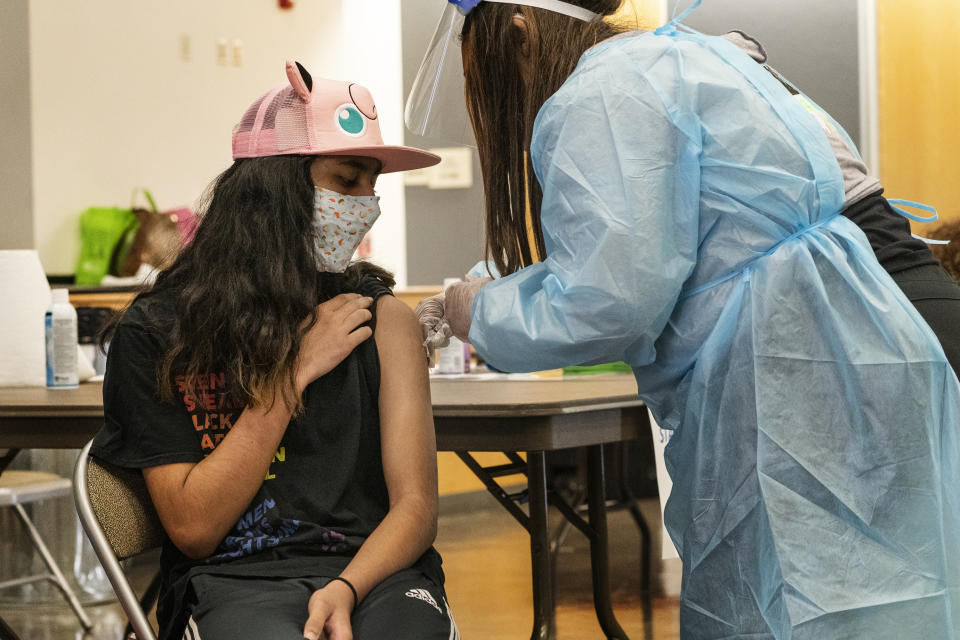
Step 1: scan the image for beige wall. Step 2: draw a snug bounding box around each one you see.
[0,0,34,250]
[612,0,666,29]
[877,0,960,226]
[24,1,410,283]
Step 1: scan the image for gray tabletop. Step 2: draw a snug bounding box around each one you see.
[0,375,644,451]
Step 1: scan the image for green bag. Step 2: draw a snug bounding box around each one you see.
[75,206,137,285]
[563,362,634,375]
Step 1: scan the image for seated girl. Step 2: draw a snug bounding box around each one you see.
[91,61,456,640]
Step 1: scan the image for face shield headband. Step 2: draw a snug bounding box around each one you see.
[404,0,600,145]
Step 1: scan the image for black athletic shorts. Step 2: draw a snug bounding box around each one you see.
[180,568,459,640]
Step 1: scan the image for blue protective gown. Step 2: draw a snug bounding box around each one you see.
[467,27,960,639]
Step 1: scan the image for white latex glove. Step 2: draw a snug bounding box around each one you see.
[414,293,452,367]
[445,276,492,342]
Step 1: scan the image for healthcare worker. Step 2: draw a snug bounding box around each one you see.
[407,1,960,638]
[723,30,960,376]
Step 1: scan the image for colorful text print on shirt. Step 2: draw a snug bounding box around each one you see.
[216,497,301,559]
[175,373,244,453]
[264,447,286,481]
[321,529,348,553]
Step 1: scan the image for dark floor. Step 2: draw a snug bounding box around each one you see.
[0,497,681,639]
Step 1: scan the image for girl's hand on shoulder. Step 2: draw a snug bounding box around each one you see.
[303,581,355,640]
[296,293,373,392]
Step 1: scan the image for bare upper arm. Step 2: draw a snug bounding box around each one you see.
[374,296,438,513]
[142,462,196,546]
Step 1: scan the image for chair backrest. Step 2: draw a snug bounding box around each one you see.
[74,440,164,640]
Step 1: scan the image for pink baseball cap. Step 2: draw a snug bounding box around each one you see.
[232,61,440,174]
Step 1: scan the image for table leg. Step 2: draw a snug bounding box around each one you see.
[527,452,556,640]
[0,447,21,638]
[0,616,21,640]
[0,450,21,475]
[617,443,654,640]
[587,444,629,640]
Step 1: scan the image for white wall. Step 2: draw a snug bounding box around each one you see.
[340,0,407,287]
[29,0,408,285]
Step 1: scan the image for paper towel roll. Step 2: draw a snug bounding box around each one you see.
[0,251,52,387]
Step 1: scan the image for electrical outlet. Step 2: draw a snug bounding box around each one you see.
[179,34,191,62]
[216,37,228,66]
[232,39,244,67]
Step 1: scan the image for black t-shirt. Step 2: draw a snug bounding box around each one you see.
[841,190,939,274]
[90,273,442,640]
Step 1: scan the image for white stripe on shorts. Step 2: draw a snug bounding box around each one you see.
[444,596,460,640]
[181,615,201,640]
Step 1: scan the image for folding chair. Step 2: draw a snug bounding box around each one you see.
[74,441,165,640]
[0,465,93,634]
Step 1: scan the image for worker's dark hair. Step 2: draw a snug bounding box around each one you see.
[462,0,626,276]
[928,219,960,283]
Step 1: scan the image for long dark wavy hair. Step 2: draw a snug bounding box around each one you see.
[102,155,393,413]
[462,0,625,277]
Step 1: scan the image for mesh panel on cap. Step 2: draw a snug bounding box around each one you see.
[262,88,293,130]
[237,95,266,134]
[271,89,310,152]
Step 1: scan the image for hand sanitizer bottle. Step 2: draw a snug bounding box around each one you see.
[45,288,79,388]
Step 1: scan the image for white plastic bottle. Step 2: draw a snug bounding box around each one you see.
[436,277,472,375]
[45,288,79,388]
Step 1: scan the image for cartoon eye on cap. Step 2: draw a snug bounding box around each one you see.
[335,104,366,137]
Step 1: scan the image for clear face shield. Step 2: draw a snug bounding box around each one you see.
[404,0,599,146]
[404,3,473,146]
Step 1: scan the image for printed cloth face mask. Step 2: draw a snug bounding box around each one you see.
[312,187,381,272]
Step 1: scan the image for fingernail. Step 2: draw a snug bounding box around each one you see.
[304,634,317,640]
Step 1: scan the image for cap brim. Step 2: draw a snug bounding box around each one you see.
[320,145,441,174]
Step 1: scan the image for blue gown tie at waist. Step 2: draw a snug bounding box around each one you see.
[679,213,840,301]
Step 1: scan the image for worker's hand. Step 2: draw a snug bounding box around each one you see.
[302,580,355,640]
[445,276,492,342]
[296,294,374,392]
[414,292,452,367]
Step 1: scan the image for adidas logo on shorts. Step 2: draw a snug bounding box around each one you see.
[405,588,442,614]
